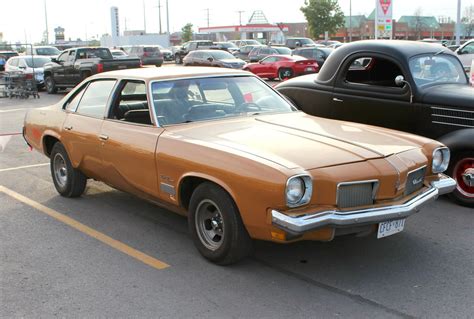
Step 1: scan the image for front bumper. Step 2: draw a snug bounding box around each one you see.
[271,175,456,235]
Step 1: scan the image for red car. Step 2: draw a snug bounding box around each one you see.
[243,55,319,81]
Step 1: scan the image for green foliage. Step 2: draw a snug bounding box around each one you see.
[181,23,194,43]
[301,0,345,39]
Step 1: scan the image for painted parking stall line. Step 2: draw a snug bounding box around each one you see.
[0,163,49,172]
[0,185,170,270]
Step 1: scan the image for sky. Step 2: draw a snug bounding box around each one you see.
[1,0,473,44]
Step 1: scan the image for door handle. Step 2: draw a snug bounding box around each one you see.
[333,98,344,103]
[99,134,109,141]
[64,125,73,130]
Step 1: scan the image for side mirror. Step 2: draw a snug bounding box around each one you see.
[394,75,414,103]
[457,49,465,55]
[51,58,59,63]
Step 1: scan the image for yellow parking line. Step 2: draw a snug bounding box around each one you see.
[0,163,49,173]
[0,185,170,270]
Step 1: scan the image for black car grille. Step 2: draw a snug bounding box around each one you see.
[405,166,426,196]
[431,106,474,128]
[337,180,378,209]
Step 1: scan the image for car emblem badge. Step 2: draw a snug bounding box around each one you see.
[412,177,423,185]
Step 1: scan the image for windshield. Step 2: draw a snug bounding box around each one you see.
[24,57,51,68]
[275,47,291,55]
[36,47,61,56]
[218,43,238,49]
[409,54,467,86]
[151,76,295,126]
[210,51,235,60]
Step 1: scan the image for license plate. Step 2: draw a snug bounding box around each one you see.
[377,219,406,238]
[305,67,314,71]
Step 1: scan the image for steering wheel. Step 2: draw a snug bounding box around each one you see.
[236,102,261,113]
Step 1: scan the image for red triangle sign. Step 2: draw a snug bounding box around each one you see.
[379,0,391,15]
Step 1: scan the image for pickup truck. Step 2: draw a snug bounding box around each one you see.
[43,47,140,93]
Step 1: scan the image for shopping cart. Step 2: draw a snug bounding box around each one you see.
[1,71,39,99]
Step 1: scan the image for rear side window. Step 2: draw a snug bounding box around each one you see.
[144,47,159,53]
[345,56,403,87]
[76,80,116,118]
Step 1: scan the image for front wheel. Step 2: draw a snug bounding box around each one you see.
[278,68,294,81]
[50,143,87,198]
[188,183,253,265]
[448,151,474,207]
[45,75,58,94]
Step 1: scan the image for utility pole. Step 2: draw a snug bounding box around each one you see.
[205,8,210,28]
[456,0,461,45]
[166,0,170,34]
[349,0,352,42]
[143,0,147,33]
[158,0,162,34]
[43,0,49,44]
[237,10,245,26]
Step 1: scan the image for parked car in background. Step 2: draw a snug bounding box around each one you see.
[316,40,341,47]
[244,54,319,80]
[232,39,261,47]
[285,37,316,49]
[127,45,164,66]
[183,50,245,69]
[232,44,264,61]
[276,40,474,206]
[454,39,474,71]
[110,49,129,59]
[5,55,52,88]
[212,42,239,53]
[293,47,334,68]
[174,40,214,64]
[0,55,6,71]
[248,46,292,62]
[43,47,141,93]
[158,45,173,61]
[26,45,61,57]
[0,51,19,61]
[419,38,448,46]
[23,67,455,264]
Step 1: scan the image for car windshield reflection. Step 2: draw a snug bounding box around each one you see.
[151,76,295,126]
[409,54,467,87]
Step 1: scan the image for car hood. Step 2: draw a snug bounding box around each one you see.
[420,84,474,109]
[168,112,422,170]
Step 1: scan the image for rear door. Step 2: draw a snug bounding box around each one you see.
[52,51,69,84]
[61,79,117,179]
[100,80,163,198]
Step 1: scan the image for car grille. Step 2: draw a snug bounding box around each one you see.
[405,166,426,196]
[337,180,378,209]
[431,106,474,128]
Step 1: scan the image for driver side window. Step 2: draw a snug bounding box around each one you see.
[58,52,68,63]
[345,56,404,88]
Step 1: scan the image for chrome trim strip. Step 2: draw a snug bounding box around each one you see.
[271,175,456,235]
[431,106,474,114]
[160,182,176,196]
[432,114,474,121]
[431,121,474,129]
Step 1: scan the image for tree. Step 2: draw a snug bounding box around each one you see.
[181,23,193,43]
[413,7,427,40]
[462,5,474,38]
[300,0,345,39]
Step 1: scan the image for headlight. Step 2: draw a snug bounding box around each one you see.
[286,175,312,207]
[432,147,450,173]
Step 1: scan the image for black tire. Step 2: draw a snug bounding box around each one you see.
[447,151,474,207]
[45,75,58,94]
[50,143,87,198]
[278,68,294,81]
[188,182,253,265]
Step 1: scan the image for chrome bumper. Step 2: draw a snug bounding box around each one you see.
[271,175,456,235]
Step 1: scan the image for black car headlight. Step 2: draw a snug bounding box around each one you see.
[286,174,312,207]
[432,147,450,173]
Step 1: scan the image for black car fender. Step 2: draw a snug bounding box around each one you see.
[437,128,474,153]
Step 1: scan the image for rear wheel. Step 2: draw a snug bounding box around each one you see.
[278,68,294,81]
[45,75,58,94]
[448,151,474,207]
[188,182,253,265]
[50,143,87,198]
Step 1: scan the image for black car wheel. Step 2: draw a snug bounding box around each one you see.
[278,68,294,81]
[45,76,58,94]
[50,143,87,198]
[188,182,253,265]
[448,151,474,207]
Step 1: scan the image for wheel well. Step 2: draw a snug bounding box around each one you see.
[179,176,232,210]
[43,135,60,157]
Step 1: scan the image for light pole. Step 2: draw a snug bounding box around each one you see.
[43,0,49,44]
[349,0,352,42]
[456,0,461,45]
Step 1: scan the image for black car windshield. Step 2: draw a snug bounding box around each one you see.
[275,47,292,55]
[24,57,51,68]
[210,51,235,60]
[151,76,295,126]
[36,47,61,55]
[217,43,238,49]
[409,54,467,86]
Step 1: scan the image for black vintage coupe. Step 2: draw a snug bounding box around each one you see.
[276,40,474,206]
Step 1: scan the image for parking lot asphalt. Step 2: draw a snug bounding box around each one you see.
[1,85,473,318]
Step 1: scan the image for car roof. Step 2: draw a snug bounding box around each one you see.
[93,66,249,81]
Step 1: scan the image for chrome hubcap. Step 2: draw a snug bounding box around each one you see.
[195,199,224,251]
[462,169,474,188]
[53,153,68,187]
[454,158,474,198]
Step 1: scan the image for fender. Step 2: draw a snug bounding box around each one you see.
[437,128,474,153]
